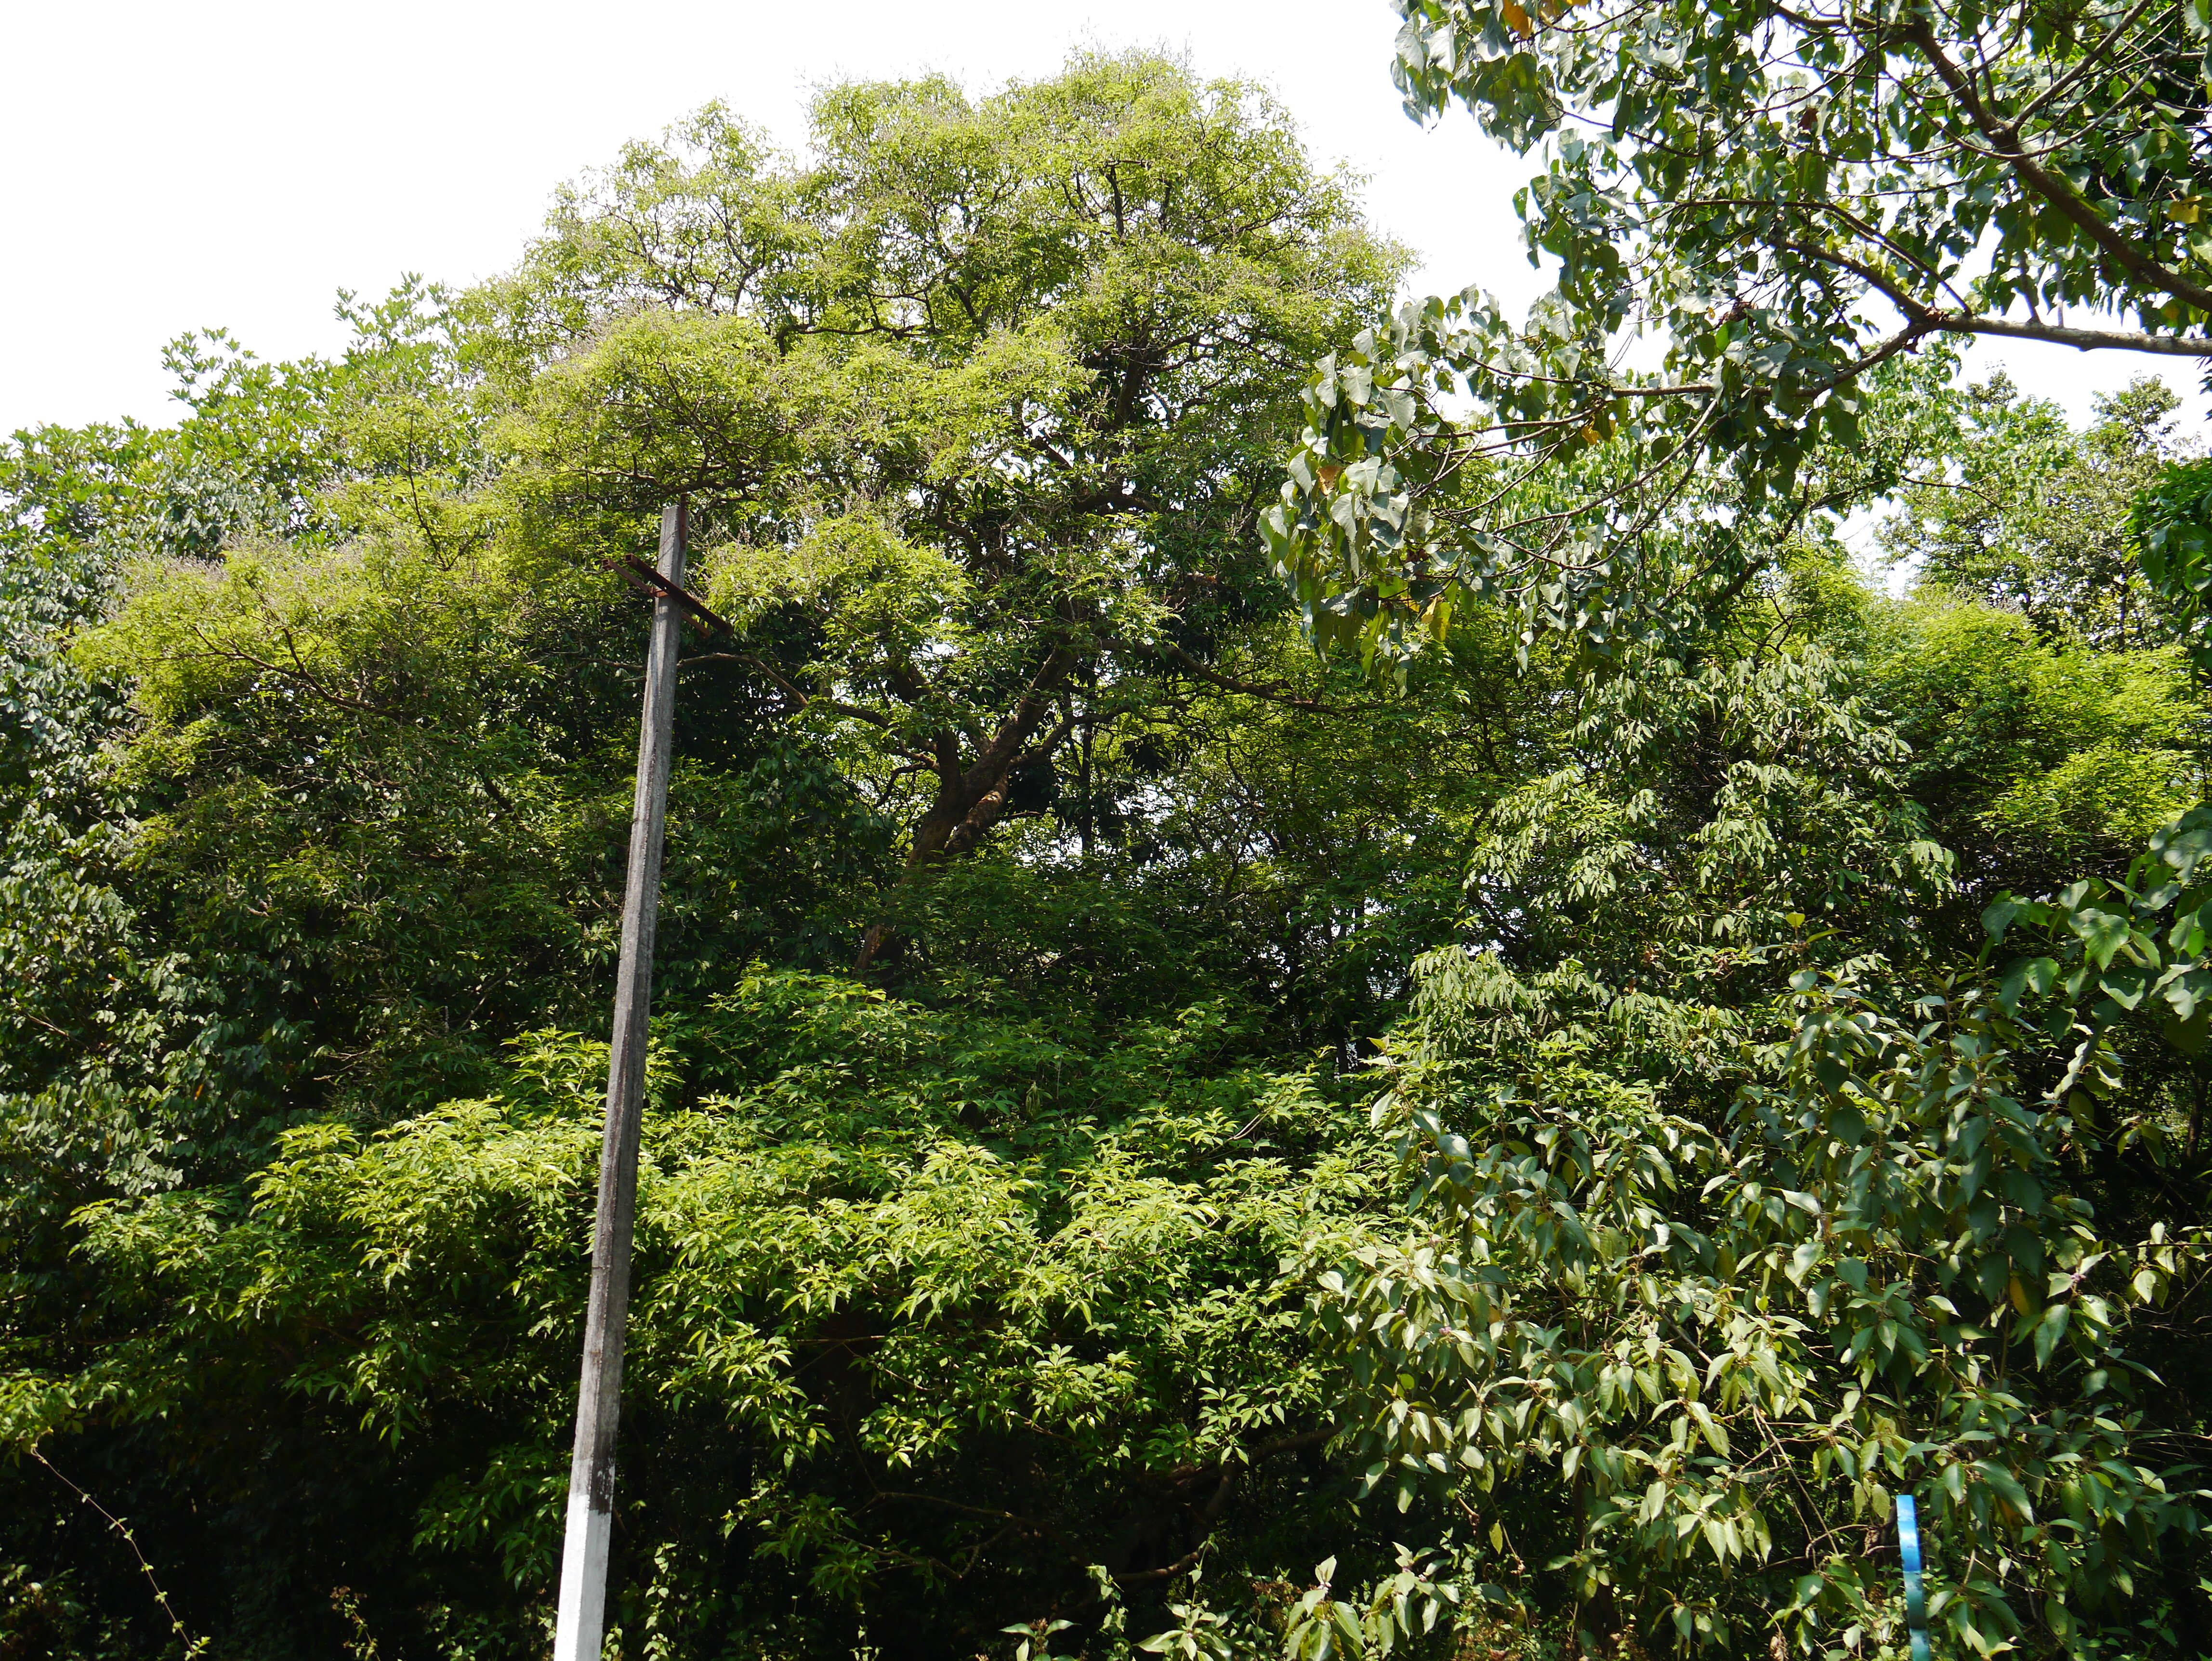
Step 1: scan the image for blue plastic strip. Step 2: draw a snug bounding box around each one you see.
[1897,1493,1932,1661]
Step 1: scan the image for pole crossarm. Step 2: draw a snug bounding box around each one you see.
[601,552,735,639]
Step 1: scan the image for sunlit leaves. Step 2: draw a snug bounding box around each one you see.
[1280,0,2212,665]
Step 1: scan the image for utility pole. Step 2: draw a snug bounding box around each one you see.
[553,499,687,1661]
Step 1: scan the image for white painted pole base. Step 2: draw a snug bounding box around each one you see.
[553,1492,612,1661]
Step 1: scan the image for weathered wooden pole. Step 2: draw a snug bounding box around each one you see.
[553,499,686,1661]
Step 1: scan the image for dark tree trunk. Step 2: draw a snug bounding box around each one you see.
[853,645,1082,974]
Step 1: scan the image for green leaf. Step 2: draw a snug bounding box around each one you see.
[2033,1302,2069,1367]
[1975,1461,2035,1523]
[1999,956,2059,1010]
[2072,909,2133,970]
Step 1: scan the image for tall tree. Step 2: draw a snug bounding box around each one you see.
[1883,376,2196,650]
[478,54,1402,963]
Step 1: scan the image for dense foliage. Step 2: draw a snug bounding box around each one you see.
[4,39,2212,1661]
[1266,0,2212,667]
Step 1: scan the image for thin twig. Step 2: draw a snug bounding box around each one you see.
[32,1447,209,1658]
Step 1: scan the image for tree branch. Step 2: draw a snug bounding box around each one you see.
[1133,637,1363,713]
[1784,239,2212,356]
[1904,18,2212,316]
[679,648,906,731]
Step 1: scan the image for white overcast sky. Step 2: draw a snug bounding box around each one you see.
[1,0,2196,439]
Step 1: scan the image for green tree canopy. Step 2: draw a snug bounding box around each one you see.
[474,58,1402,963]
[1267,0,2212,664]
[8,33,2212,1661]
[1883,377,2196,650]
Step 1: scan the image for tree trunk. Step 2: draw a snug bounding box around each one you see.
[853,645,1082,974]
